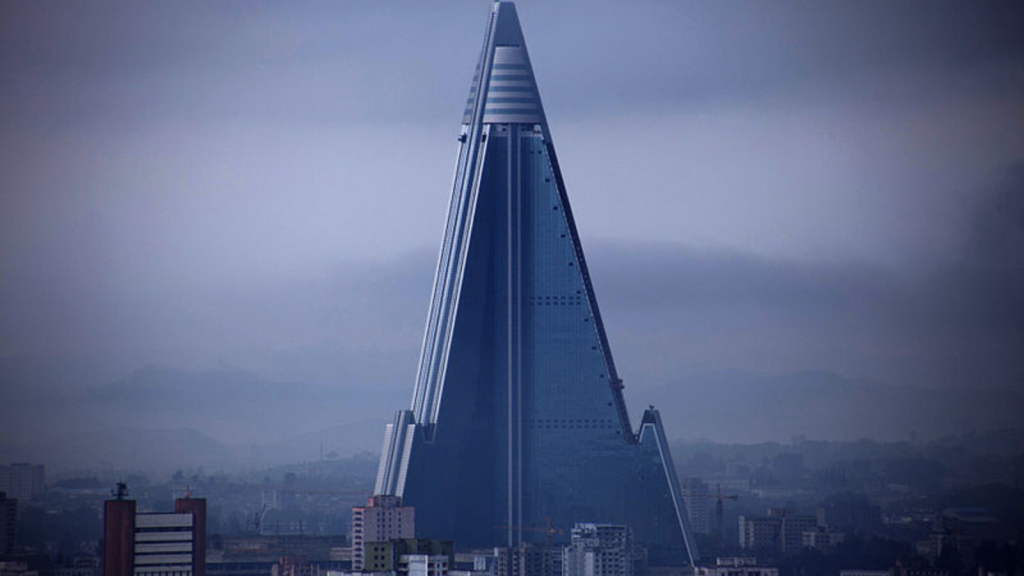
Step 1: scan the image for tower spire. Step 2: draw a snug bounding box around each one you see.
[373,3,699,566]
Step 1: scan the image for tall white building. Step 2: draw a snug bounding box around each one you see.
[351,495,415,572]
[562,524,633,576]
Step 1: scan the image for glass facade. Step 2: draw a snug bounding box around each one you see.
[374,2,698,566]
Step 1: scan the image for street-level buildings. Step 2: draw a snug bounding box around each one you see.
[562,524,632,576]
[694,558,777,576]
[0,493,15,555]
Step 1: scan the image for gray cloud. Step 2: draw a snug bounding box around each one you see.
[0,0,1022,398]
[3,165,1019,395]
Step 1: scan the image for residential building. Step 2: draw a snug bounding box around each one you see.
[738,510,817,555]
[681,479,711,535]
[51,556,101,576]
[134,512,198,576]
[0,493,15,555]
[802,527,845,552]
[271,557,319,576]
[0,464,44,507]
[102,488,206,576]
[562,524,632,576]
[495,544,560,576]
[400,555,449,576]
[351,496,414,572]
[0,562,38,576]
[770,510,816,555]
[363,539,453,575]
[738,516,781,554]
[693,558,777,576]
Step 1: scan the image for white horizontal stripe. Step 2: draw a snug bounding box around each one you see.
[489,69,529,76]
[485,103,538,110]
[489,81,536,89]
[134,555,192,565]
[485,91,534,99]
[136,543,192,554]
[136,514,192,528]
[135,532,192,542]
[482,115,544,124]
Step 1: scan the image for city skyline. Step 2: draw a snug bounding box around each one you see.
[2,3,1023,573]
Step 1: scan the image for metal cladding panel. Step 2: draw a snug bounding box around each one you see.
[374,2,698,566]
[373,422,398,495]
[462,10,543,125]
[375,411,415,496]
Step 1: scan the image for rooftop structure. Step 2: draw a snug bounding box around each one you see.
[102,491,206,576]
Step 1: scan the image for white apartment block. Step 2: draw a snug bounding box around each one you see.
[134,513,195,576]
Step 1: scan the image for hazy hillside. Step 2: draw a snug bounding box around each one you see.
[0,427,233,471]
[2,364,1021,473]
[0,364,406,471]
[642,370,1024,443]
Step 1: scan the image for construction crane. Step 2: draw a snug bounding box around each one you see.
[713,484,738,552]
[252,504,267,534]
[686,483,739,551]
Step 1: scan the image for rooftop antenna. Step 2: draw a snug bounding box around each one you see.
[112,480,129,500]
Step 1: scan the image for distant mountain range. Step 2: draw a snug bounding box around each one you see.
[640,369,1024,444]
[1,364,1020,473]
[0,364,405,472]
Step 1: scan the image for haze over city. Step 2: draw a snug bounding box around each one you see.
[1,0,1023,462]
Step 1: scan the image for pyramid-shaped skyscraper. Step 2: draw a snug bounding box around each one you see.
[374,2,698,566]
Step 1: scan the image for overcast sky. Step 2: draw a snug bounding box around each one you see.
[1,0,1022,393]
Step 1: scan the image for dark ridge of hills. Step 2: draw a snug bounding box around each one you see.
[644,369,1024,443]
[0,427,232,472]
[2,363,1021,472]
